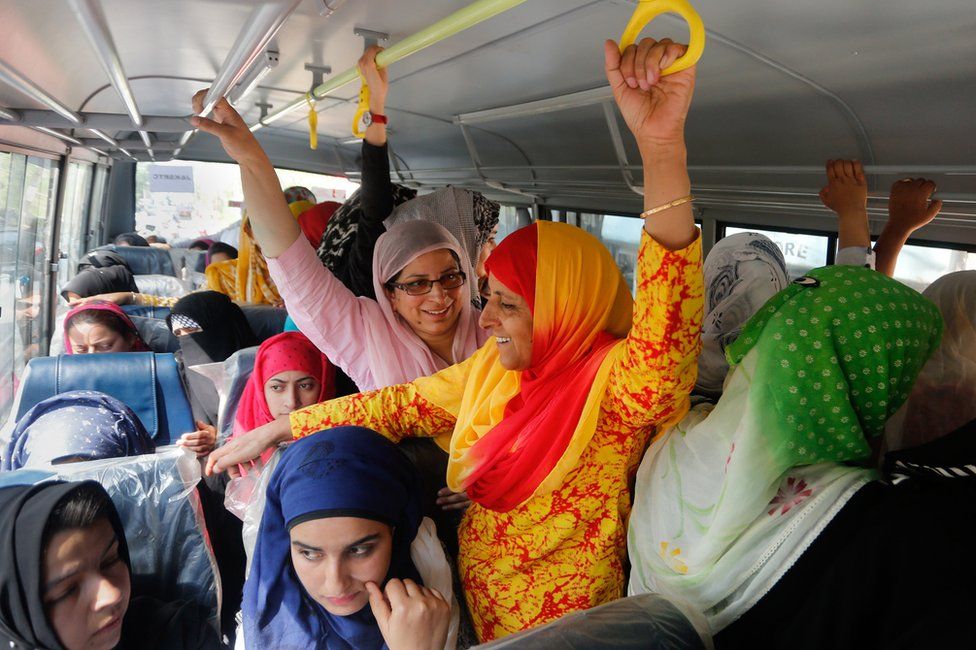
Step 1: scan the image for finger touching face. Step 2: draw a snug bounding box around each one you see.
[289,517,393,617]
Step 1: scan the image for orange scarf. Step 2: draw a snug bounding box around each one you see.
[235,215,283,305]
[417,221,633,512]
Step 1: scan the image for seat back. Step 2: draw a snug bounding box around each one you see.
[240,305,287,342]
[122,304,173,320]
[96,245,177,276]
[0,448,221,632]
[14,353,193,445]
[134,273,186,297]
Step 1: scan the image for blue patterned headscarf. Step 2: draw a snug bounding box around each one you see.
[2,390,154,471]
[244,427,424,649]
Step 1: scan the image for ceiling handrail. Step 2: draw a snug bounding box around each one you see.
[251,0,531,132]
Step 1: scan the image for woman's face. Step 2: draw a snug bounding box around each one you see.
[67,322,133,355]
[42,518,130,650]
[289,517,393,617]
[264,370,322,418]
[479,274,534,370]
[384,249,465,340]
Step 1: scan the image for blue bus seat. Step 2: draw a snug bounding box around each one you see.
[0,448,221,632]
[14,352,194,445]
[123,304,173,320]
[95,244,177,276]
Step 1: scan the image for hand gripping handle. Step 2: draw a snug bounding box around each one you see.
[619,0,705,76]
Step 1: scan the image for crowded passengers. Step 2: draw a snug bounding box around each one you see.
[1,32,972,650]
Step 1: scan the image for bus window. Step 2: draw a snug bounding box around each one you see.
[723,225,830,278]
[134,160,358,243]
[581,214,644,292]
[57,161,94,291]
[0,152,59,422]
[882,242,976,292]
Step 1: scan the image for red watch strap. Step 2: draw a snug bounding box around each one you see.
[371,112,388,125]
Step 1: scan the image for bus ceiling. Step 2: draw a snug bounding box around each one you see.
[0,0,973,219]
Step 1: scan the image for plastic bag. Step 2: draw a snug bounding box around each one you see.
[475,593,710,649]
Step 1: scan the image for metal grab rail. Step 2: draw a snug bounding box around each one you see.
[251,0,531,132]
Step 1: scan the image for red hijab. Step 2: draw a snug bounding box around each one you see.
[296,201,340,249]
[63,301,150,354]
[232,332,336,461]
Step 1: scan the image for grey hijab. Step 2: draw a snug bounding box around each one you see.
[697,232,789,396]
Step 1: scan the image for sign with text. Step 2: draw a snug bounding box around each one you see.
[148,165,195,193]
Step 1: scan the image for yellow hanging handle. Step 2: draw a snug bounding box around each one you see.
[619,0,705,76]
[305,93,318,150]
[352,70,371,139]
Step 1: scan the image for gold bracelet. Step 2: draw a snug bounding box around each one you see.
[641,194,695,218]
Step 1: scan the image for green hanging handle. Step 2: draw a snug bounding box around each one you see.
[619,0,706,76]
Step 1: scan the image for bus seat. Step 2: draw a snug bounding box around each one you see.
[134,273,186,297]
[1,448,221,632]
[96,244,177,276]
[13,353,194,446]
[475,594,710,649]
[169,247,208,274]
[240,305,287,342]
[122,304,173,320]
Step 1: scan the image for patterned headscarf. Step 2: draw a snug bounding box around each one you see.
[697,233,788,395]
[3,390,154,470]
[728,266,943,465]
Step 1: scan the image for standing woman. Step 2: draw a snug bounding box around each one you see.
[209,37,703,641]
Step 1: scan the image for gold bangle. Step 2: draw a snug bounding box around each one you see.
[641,194,695,218]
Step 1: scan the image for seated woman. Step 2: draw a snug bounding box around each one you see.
[114,232,150,247]
[229,331,335,465]
[167,290,258,363]
[0,480,220,649]
[60,265,139,303]
[64,301,149,354]
[208,36,702,642]
[3,390,154,470]
[244,427,455,649]
[627,264,976,647]
[206,241,238,265]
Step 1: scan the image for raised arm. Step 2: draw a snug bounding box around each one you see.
[601,38,703,430]
[818,159,876,268]
[604,38,696,250]
[190,92,300,259]
[874,178,942,277]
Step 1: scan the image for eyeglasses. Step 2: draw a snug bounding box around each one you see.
[388,271,467,296]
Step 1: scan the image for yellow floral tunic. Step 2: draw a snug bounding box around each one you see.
[291,231,703,641]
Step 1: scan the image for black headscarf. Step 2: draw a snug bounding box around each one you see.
[77,250,128,272]
[60,266,139,301]
[167,291,258,363]
[114,232,150,247]
[0,481,130,650]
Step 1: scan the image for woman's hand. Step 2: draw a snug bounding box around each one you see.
[435,488,471,512]
[190,90,269,168]
[177,421,217,457]
[205,416,291,477]
[367,579,451,650]
[820,159,871,249]
[604,38,696,150]
[358,45,388,113]
[67,292,134,307]
[888,178,942,235]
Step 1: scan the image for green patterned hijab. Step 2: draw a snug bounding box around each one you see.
[728,265,943,466]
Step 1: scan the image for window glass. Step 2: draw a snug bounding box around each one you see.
[57,161,94,290]
[496,205,525,241]
[581,214,644,292]
[0,152,59,422]
[134,160,359,243]
[724,226,829,278]
[886,243,976,292]
[87,165,109,251]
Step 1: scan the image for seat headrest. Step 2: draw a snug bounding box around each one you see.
[239,305,287,342]
[97,245,177,276]
[15,353,194,445]
[123,304,173,321]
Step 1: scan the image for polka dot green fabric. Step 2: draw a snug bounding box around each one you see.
[727,265,943,466]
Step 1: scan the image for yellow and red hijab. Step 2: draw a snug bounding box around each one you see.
[419,221,633,512]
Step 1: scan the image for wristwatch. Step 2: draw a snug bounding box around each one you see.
[362,111,388,126]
